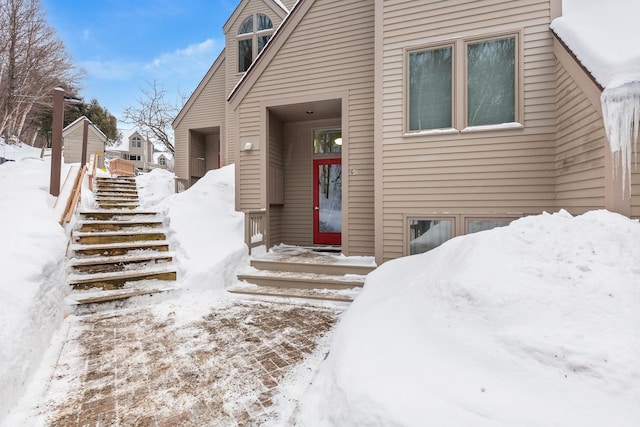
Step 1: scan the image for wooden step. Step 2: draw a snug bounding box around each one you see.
[74,229,167,245]
[71,240,170,256]
[96,177,136,184]
[69,252,174,274]
[66,286,177,305]
[227,282,359,302]
[95,192,139,199]
[78,219,163,232]
[79,210,159,220]
[250,258,376,275]
[68,267,177,290]
[237,270,366,290]
[96,203,139,210]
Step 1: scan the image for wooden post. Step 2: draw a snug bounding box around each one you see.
[50,87,64,197]
[81,118,89,167]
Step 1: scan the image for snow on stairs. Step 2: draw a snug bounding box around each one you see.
[230,246,376,303]
[66,177,177,305]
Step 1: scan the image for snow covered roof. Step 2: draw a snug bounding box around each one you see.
[551,0,640,88]
[109,129,144,152]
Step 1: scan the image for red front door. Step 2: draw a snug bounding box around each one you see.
[313,158,342,245]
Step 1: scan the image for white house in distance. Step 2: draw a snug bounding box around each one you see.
[106,129,153,173]
[62,116,106,167]
[153,151,174,171]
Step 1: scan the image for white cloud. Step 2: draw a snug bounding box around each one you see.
[145,38,220,77]
[79,59,141,81]
[82,29,91,40]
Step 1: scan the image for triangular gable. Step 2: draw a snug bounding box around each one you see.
[222,0,288,35]
[173,50,225,128]
[227,0,313,108]
[62,115,107,141]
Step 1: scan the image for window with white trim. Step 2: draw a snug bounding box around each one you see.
[407,34,519,133]
[237,13,273,73]
[131,136,142,148]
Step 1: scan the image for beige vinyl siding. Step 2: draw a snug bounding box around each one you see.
[174,58,226,181]
[63,125,105,166]
[380,0,557,261]
[279,121,313,245]
[268,113,284,245]
[235,0,375,255]
[632,153,640,218]
[555,62,606,213]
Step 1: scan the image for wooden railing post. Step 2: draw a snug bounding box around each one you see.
[244,210,267,255]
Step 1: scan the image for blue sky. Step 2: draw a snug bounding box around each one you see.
[41,0,238,125]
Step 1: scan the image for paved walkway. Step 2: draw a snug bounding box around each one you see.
[36,297,341,426]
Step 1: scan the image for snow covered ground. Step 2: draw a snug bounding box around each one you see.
[296,210,640,426]
[2,139,640,426]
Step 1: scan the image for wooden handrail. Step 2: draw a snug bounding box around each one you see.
[59,165,87,225]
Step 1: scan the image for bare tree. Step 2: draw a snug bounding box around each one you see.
[122,79,177,154]
[0,0,81,143]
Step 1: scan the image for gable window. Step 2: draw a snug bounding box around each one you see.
[406,33,519,133]
[238,13,273,73]
[131,136,142,148]
[159,156,166,166]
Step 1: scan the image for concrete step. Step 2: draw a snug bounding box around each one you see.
[69,252,174,274]
[68,266,177,290]
[74,229,167,245]
[71,240,170,256]
[250,258,376,276]
[227,282,359,302]
[78,219,164,232]
[237,270,366,290]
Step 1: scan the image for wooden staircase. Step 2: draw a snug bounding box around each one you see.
[66,176,177,305]
[230,246,376,303]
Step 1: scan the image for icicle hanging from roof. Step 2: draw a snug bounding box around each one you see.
[601,80,640,194]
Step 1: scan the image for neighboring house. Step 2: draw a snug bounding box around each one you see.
[173,0,639,265]
[62,116,106,167]
[152,151,174,172]
[106,130,153,172]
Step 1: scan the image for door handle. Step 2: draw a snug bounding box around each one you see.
[314,206,319,210]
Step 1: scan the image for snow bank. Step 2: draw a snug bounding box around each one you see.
[138,165,247,292]
[0,143,69,422]
[297,210,640,426]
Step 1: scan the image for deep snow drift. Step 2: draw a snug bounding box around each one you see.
[0,142,69,421]
[297,210,640,426]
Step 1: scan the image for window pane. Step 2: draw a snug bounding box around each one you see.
[258,35,271,54]
[313,129,342,154]
[238,16,253,34]
[467,219,512,234]
[409,47,452,131]
[257,14,272,31]
[467,37,515,126]
[238,39,252,72]
[409,219,452,255]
